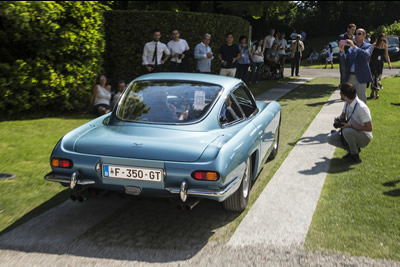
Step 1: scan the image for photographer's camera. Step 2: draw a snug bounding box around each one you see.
[333,116,347,128]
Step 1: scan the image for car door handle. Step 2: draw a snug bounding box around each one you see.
[258,131,263,137]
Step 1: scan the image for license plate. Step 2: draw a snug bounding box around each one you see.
[103,164,163,182]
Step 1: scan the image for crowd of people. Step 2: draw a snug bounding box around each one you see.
[140,28,310,82]
[92,28,311,116]
[92,25,393,166]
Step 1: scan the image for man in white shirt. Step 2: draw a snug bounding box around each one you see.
[142,30,170,73]
[327,82,373,163]
[263,29,275,57]
[167,29,190,72]
[194,33,214,73]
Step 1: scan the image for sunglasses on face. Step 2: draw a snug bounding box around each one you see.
[356,32,364,36]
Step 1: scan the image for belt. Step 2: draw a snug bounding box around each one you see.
[350,72,356,74]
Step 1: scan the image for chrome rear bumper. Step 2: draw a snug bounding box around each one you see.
[44,172,95,188]
[165,175,242,202]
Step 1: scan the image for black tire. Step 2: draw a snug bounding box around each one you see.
[223,157,252,212]
[268,118,281,160]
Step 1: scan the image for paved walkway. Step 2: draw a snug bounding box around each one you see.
[229,77,342,248]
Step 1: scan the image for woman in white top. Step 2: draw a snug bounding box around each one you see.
[323,44,334,69]
[92,74,112,116]
[249,39,265,84]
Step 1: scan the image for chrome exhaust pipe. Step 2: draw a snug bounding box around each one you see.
[184,198,200,211]
[176,198,200,211]
[71,188,100,203]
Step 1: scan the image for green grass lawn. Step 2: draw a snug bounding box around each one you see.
[305,76,400,260]
[0,115,94,232]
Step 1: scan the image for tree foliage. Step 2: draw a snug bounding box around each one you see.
[370,21,400,37]
[106,1,400,39]
[0,1,109,119]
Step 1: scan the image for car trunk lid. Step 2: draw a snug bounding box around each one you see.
[73,125,218,162]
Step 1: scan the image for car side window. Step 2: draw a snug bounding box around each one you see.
[232,85,257,118]
[219,95,243,125]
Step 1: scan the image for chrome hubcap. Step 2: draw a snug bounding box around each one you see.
[242,159,251,198]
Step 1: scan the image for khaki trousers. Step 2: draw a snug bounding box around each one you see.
[348,74,367,104]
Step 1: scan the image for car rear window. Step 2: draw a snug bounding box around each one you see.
[116,81,222,124]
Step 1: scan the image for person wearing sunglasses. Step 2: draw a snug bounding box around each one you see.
[338,24,356,84]
[339,28,373,104]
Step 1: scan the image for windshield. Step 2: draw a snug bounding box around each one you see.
[388,37,399,46]
[116,81,222,123]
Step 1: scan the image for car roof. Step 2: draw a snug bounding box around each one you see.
[133,72,241,89]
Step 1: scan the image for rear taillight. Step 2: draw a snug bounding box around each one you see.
[191,171,219,181]
[51,158,73,168]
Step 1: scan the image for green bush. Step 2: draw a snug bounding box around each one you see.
[369,20,400,37]
[103,10,249,86]
[0,1,109,119]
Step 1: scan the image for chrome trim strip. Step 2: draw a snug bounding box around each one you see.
[78,179,96,185]
[165,175,242,198]
[44,172,95,185]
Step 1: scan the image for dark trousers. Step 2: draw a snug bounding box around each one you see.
[250,62,263,83]
[146,65,163,73]
[170,62,184,72]
[279,54,286,77]
[237,63,250,82]
[291,52,301,76]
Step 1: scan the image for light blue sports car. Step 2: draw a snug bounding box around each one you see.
[45,73,281,211]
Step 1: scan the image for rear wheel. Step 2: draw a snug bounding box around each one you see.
[223,157,252,211]
[268,118,281,160]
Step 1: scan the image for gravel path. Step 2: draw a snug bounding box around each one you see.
[1,243,399,266]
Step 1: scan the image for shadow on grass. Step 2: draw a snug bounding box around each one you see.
[279,82,337,102]
[0,189,71,235]
[306,98,342,107]
[383,189,400,197]
[0,193,240,262]
[383,179,400,197]
[383,179,400,187]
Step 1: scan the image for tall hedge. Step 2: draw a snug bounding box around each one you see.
[104,10,249,86]
[370,20,400,37]
[0,1,109,119]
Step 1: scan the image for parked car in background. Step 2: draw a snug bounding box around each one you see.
[45,73,281,212]
[387,36,399,61]
[320,41,340,63]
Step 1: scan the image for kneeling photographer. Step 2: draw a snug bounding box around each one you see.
[327,82,373,163]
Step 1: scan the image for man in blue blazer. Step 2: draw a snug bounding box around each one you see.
[339,28,373,104]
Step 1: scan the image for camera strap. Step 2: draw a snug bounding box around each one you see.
[340,101,358,148]
[345,102,358,123]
